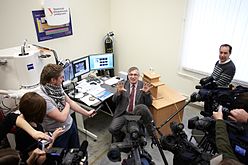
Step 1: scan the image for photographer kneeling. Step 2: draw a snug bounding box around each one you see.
[212,108,244,165]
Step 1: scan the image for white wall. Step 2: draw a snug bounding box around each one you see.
[110,0,198,96]
[0,0,111,90]
[0,0,199,96]
[0,0,110,58]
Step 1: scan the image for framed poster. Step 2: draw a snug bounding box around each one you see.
[32,10,73,42]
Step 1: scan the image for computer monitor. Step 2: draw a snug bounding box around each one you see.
[72,56,90,80]
[89,53,114,71]
[63,63,74,81]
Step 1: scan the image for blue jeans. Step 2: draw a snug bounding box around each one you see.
[53,121,80,150]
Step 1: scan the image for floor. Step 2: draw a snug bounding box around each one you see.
[78,104,203,165]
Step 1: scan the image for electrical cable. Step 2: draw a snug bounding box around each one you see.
[1,97,12,111]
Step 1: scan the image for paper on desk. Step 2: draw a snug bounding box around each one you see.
[87,86,105,97]
[79,95,100,106]
[94,90,113,101]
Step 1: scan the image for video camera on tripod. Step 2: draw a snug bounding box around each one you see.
[187,77,248,164]
[190,76,248,117]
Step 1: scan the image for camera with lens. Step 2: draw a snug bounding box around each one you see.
[107,115,154,165]
[160,121,211,165]
[62,140,88,165]
[188,116,215,133]
[190,76,248,117]
[188,79,248,164]
[188,114,248,164]
[38,139,51,151]
[45,140,88,165]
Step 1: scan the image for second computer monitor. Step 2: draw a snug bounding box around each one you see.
[72,56,90,80]
[89,53,114,71]
[64,63,74,81]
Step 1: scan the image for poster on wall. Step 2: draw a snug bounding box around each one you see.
[32,10,73,42]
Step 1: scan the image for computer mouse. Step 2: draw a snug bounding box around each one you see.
[116,76,120,80]
[90,81,97,85]
[89,96,95,101]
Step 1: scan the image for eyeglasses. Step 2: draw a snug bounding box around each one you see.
[128,73,139,77]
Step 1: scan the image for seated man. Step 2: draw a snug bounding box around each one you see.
[109,66,153,142]
[211,44,236,87]
[200,44,236,116]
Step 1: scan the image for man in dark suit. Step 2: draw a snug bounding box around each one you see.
[109,66,153,142]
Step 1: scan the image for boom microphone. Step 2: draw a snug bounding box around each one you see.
[133,104,155,136]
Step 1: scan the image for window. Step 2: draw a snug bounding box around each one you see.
[181,0,248,84]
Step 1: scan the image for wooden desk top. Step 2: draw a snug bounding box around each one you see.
[152,84,186,109]
[143,72,161,79]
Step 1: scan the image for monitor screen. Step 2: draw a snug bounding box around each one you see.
[89,53,114,70]
[72,56,90,78]
[63,63,74,81]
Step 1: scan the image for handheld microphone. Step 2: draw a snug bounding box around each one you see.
[133,104,155,136]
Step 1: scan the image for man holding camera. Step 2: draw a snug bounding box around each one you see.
[213,107,246,165]
[211,44,236,87]
[229,108,248,123]
[109,66,153,142]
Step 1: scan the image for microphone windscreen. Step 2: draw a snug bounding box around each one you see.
[133,104,155,136]
[133,104,153,124]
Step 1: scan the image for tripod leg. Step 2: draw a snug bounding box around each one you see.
[152,134,168,165]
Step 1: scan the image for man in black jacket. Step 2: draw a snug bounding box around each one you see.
[109,66,153,142]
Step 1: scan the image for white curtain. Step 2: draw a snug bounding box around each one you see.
[181,0,248,84]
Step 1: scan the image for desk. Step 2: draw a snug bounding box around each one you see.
[74,103,98,140]
[68,79,116,140]
[150,84,186,135]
